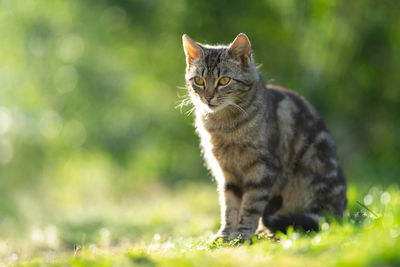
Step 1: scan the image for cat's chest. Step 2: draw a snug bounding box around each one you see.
[196,115,266,180]
[207,132,261,176]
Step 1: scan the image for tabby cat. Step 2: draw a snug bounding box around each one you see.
[182,33,347,240]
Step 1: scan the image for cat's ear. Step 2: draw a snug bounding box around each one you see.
[228,33,251,67]
[182,34,203,64]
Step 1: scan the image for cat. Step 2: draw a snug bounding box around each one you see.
[182,33,347,240]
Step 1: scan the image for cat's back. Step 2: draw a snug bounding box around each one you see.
[265,84,341,175]
[266,84,321,123]
[266,84,346,216]
[265,84,330,147]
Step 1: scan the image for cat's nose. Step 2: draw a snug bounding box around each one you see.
[205,94,214,102]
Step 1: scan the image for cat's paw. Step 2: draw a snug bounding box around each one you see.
[229,231,253,240]
[212,228,233,242]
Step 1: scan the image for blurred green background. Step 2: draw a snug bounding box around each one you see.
[0,0,399,262]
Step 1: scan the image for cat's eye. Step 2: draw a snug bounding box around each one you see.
[218,77,231,86]
[194,77,205,86]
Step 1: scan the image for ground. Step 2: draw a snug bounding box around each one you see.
[2,182,400,267]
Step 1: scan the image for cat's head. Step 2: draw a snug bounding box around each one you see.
[182,33,259,113]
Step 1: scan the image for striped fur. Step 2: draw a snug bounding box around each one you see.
[182,33,347,240]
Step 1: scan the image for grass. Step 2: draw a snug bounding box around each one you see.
[2,182,400,267]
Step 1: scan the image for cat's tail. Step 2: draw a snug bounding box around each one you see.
[262,196,319,233]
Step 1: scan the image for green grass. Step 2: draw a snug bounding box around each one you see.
[1,183,399,267]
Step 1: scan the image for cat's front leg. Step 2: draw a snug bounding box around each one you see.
[235,179,271,240]
[214,182,242,241]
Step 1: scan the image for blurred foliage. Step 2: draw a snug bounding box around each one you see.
[0,0,399,264]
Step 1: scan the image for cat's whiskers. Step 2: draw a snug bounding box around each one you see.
[186,106,196,116]
[176,92,193,113]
